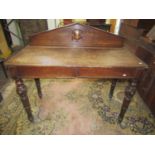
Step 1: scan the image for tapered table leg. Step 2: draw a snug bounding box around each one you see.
[118,79,137,124]
[34,78,42,99]
[109,79,117,100]
[15,78,34,122]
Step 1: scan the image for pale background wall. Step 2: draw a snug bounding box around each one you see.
[47,19,63,30]
[47,19,56,30]
[114,19,121,34]
[7,20,22,46]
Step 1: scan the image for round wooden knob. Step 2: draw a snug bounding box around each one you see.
[72,29,82,40]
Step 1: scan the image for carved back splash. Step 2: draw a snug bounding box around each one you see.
[29,23,124,48]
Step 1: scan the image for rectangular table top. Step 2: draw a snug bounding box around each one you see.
[5,45,147,69]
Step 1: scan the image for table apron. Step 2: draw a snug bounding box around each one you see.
[7,66,145,79]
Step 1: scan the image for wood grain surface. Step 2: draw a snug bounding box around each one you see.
[5,46,147,68]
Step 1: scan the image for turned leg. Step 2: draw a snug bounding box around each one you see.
[15,78,34,122]
[118,79,137,124]
[109,79,117,100]
[34,78,42,99]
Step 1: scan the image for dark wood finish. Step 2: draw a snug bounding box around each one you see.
[87,19,106,25]
[118,79,137,123]
[63,19,73,25]
[29,23,124,48]
[5,23,147,123]
[8,66,76,78]
[134,47,154,64]
[120,23,144,40]
[5,46,147,68]
[120,19,155,117]
[146,79,155,114]
[123,19,155,34]
[135,47,154,100]
[109,79,117,100]
[120,20,155,48]
[15,78,34,122]
[135,46,155,115]
[7,66,145,79]
[86,19,111,32]
[123,19,139,27]
[34,78,42,99]
[78,67,143,79]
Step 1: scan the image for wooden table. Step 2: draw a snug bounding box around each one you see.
[5,23,147,123]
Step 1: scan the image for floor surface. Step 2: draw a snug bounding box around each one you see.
[0,79,155,135]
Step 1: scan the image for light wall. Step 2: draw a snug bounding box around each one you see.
[7,20,22,46]
[72,19,87,24]
[114,19,121,34]
[47,19,63,30]
[47,19,57,30]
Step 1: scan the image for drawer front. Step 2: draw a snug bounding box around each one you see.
[8,66,77,78]
[78,67,143,78]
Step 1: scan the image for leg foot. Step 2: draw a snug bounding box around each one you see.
[34,78,42,99]
[15,78,34,122]
[118,79,137,124]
